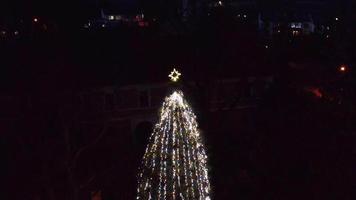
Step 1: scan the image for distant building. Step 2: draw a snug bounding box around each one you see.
[258,13,316,36]
[84,8,148,29]
[211,0,328,36]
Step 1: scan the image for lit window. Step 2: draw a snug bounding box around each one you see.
[290,23,302,29]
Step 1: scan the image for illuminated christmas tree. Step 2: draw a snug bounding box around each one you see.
[136,69,211,200]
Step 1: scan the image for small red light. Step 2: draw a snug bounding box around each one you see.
[138,21,145,27]
[306,87,323,98]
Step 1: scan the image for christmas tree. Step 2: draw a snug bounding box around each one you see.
[136,69,211,200]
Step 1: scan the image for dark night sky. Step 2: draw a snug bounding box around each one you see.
[1,0,138,17]
[1,0,351,17]
[0,0,352,30]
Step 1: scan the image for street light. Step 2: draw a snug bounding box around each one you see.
[339,65,347,72]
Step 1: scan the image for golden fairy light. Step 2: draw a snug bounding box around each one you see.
[136,90,211,200]
[168,68,182,82]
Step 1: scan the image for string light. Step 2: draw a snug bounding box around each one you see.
[137,91,211,200]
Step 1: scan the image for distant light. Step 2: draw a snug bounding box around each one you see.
[265,45,269,49]
[291,23,302,29]
[339,65,347,72]
[237,14,241,18]
[335,17,339,21]
[277,30,281,33]
[1,31,6,35]
[14,31,19,35]
[326,26,330,30]
[84,22,91,29]
[102,24,106,28]
[33,18,38,22]
[218,1,223,6]
[243,14,247,18]
[292,30,300,36]
[306,87,323,98]
[109,15,115,20]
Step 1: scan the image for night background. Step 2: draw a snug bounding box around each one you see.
[1,0,355,199]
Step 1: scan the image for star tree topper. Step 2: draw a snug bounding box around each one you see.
[168,68,181,82]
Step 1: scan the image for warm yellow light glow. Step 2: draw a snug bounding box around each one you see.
[168,68,182,82]
[339,65,347,72]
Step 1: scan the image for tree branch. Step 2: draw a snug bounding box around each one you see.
[70,123,109,169]
[80,165,117,189]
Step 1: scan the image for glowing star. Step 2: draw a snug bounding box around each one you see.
[168,68,182,82]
